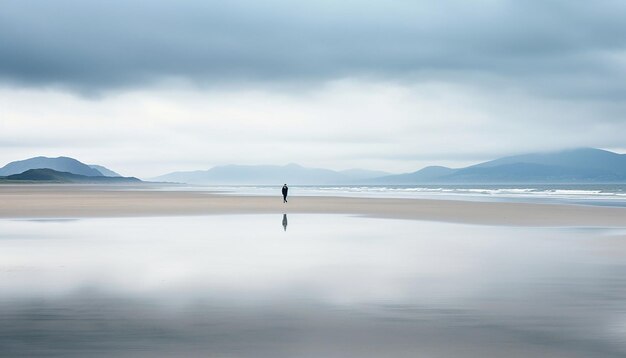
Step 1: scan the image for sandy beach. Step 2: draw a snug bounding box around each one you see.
[1,184,625,226]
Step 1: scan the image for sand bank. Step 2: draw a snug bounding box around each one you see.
[1,185,625,227]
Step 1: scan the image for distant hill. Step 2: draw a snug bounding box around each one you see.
[0,156,107,177]
[152,163,390,185]
[2,168,141,183]
[470,148,626,176]
[89,165,121,177]
[375,148,626,184]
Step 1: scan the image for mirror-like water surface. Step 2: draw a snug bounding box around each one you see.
[1,215,625,357]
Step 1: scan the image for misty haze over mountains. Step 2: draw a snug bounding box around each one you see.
[1,148,625,184]
[151,164,391,185]
[87,165,121,177]
[153,148,626,184]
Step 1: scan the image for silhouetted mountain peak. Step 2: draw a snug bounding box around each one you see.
[0,156,103,177]
[3,168,141,183]
[0,156,128,179]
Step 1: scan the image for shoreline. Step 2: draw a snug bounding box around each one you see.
[1,185,626,227]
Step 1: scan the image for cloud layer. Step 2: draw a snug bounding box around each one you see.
[1,0,626,97]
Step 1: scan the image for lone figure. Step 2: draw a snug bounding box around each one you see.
[282,184,288,203]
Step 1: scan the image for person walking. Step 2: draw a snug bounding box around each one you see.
[282,184,289,203]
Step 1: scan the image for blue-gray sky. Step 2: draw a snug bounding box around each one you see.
[1,0,625,177]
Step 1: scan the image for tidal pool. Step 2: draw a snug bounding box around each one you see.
[0,215,625,357]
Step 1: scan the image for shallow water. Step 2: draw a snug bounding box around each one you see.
[0,215,625,357]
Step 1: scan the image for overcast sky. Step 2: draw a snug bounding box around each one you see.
[1,0,625,177]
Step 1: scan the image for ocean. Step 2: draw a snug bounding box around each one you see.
[149,183,626,207]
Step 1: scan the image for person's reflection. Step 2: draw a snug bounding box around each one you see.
[282,214,288,231]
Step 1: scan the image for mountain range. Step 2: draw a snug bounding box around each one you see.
[152,163,390,185]
[153,148,626,184]
[374,148,626,184]
[1,148,625,185]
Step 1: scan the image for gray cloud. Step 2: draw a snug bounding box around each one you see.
[1,0,626,96]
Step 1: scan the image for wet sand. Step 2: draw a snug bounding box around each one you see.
[1,184,625,226]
